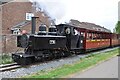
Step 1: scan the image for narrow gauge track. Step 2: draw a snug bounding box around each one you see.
[0,63,21,72]
[1,47,119,72]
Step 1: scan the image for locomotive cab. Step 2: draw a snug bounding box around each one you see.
[56,24,84,52]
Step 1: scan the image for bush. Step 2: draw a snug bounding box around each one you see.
[0,54,13,64]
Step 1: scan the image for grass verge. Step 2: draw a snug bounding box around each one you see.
[23,48,119,78]
[0,54,13,65]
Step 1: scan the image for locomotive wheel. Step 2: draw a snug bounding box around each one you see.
[34,51,44,62]
[35,55,44,62]
[63,51,71,57]
[43,50,53,61]
[61,51,65,57]
[49,51,55,60]
[56,52,62,59]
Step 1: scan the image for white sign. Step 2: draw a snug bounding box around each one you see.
[49,40,56,44]
[26,13,34,21]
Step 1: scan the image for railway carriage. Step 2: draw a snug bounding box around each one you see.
[78,29,111,51]
[111,33,120,47]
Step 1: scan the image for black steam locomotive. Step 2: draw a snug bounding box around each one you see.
[12,17,84,65]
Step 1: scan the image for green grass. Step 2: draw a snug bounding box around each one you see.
[23,48,119,78]
[0,54,13,64]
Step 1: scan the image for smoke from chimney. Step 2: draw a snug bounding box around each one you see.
[31,0,66,25]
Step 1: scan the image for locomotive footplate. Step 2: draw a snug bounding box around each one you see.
[12,53,35,65]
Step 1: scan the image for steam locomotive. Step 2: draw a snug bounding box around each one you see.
[12,17,120,65]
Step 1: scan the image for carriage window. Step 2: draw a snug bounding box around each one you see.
[87,33,92,39]
[117,35,119,39]
[102,33,108,39]
[81,32,85,37]
[99,34,102,39]
[93,33,96,39]
[89,33,92,39]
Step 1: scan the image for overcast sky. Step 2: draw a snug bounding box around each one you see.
[32,0,119,32]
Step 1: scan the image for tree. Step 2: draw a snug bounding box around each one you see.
[115,21,120,34]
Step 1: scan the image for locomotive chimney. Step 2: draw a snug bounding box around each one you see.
[31,17,39,34]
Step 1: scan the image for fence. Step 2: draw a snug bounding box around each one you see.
[1,34,23,54]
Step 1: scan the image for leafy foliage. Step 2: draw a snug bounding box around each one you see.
[115,21,120,33]
[0,54,13,64]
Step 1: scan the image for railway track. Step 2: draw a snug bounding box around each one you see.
[0,63,21,72]
[0,47,119,72]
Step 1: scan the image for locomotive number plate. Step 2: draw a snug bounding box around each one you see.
[49,40,56,44]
